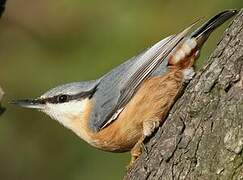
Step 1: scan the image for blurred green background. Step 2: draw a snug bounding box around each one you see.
[0,0,241,179]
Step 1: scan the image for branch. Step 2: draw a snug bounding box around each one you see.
[0,0,6,116]
[0,86,5,115]
[125,10,243,180]
[0,0,6,18]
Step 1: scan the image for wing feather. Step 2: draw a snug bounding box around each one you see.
[89,23,197,132]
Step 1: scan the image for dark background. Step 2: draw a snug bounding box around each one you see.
[0,0,242,179]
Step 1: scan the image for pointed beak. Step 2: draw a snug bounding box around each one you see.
[11,99,45,109]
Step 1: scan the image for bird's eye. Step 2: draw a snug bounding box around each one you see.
[57,95,68,103]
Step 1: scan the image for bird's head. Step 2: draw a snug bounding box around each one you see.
[12,81,98,128]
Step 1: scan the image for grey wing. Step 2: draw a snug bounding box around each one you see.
[89,24,196,132]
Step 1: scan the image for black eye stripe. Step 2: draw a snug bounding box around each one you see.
[35,95,69,104]
[38,90,95,104]
[37,84,98,104]
[49,94,70,104]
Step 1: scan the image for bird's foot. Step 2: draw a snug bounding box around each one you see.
[127,119,160,168]
[127,143,142,170]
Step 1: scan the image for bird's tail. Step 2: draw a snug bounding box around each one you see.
[168,9,238,66]
[191,9,238,47]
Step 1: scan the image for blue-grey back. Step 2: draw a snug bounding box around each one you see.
[88,23,195,132]
[89,43,169,132]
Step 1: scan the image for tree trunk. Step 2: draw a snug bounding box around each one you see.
[125,10,243,180]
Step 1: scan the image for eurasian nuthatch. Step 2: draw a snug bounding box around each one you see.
[13,10,237,164]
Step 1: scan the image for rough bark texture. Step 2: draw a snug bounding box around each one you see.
[125,10,243,180]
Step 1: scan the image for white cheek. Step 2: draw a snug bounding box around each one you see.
[43,100,87,127]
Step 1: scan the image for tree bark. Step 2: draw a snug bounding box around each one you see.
[125,10,243,180]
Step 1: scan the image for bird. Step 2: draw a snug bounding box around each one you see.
[13,10,237,165]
